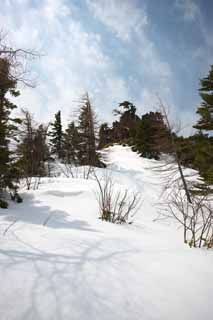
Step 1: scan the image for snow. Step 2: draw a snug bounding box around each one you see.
[0,145,213,320]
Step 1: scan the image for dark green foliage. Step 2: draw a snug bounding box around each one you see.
[77,93,101,166]
[0,58,21,206]
[134,112,171,159]
[110,120,129,143]
[64,121,80,164]
[191,134,213,184]
[194,65,213,131]
[99,101,140,148]
[98,122,112,149]
[49,110,64,159]
[113,101,140,143]
[99,104,171,161]
[176,132,213,185]
[17,111,49,180]
[113,101,136,117]
[192,65,213,185]
[33,124,50,175]
[10,190,23,203]
[0,199,8,209]
[119,101,139,131]
[134,114,156,159]
[15,193,23,203]
[131,146,137,152]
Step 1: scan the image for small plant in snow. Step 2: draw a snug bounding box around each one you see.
[94,171,141,224]
[161,182,213,248]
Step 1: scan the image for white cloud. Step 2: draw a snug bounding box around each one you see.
[175,0,213,62]
[86,0,148,41]
[86,0,174,112]
[2,0,192,131]
[139,40,172,85]
[43,0,72,21]
[175,0,199,21]
[1,0,131,124]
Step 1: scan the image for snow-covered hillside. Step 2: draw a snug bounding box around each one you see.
[0,145,212,320]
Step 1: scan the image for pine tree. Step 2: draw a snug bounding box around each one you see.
[98,122,111,149]
[134,112,170,159]
[49,110,64,159]
[77,93,99,166]
[112,101,140,142]
[0,58,21,207]
[194,65,213,131]
[33,124,51,178]
[17,110,50,189]
[34,124,50,170]
[64,121,80,165]
[193,65,213,184]
[17,110,35,180]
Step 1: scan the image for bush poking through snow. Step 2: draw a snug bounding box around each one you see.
[0,199,8,209]
[57,163,95,180]
[162,183,213,248]
[94,171,141,224]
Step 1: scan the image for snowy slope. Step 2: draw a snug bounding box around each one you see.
[0,145,212,320]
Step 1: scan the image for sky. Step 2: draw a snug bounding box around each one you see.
[1,0,213,135]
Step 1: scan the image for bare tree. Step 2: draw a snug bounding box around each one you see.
[148,98,213,248]
[0,30,40,88]
[156,97,192,203]
[161,181,213,248]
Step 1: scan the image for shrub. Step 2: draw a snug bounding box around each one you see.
[0,199,8,209]
[94,172,141,224]
[16,194,23,203]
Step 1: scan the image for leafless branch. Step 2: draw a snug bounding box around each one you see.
[94,171,142,224]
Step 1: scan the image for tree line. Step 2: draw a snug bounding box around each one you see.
[0,33,212,208]
[99,67,213,187]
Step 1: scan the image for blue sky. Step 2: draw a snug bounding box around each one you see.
[2,0,213,134]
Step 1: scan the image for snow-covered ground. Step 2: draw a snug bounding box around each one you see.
[0,145,212,320]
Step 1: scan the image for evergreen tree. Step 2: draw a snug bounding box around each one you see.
[16,110,35,188]
[33,124,50,175]
[193,65,213,184]
[0,58,21,207]
[64,121,80,165]
[98,122,111,149]
[192,133,213,184]
[16,110,49,189]
[134,112,170,159]
[113,101,136,117]
[77,93,100,166]
[112,101,140,142]
[194,65,213,131]
[135,112,158,159]
[49,110,64,159]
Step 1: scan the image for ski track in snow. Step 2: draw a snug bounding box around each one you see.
[0,145,212,320]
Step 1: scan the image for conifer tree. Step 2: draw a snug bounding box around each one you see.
[64,121,80,165]
[16,110,35,188]
[194,65,213,131]
[0,58,21,207]
[112,101,140,142]
[98,122,111,149]
[192,132,213,184]
[16,110,49,189]
[77,93,99,166]
[49,110,64,159]
[34,124,50,169]
[134,112,170,159]
[0,32,39,205]
[193,65,213,184]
